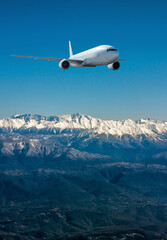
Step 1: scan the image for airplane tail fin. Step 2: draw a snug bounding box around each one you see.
[69,41,73,57]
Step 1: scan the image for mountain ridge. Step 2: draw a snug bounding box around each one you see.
[0,113,166,168]
[0,113,167,137]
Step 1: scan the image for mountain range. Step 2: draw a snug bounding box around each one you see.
[0,113,167,137]
[1,114,167,239]
[0,113,166,169]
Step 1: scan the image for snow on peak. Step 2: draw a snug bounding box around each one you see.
[0,114,166,137]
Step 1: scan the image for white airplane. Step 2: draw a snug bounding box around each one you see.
[11,41,129,70]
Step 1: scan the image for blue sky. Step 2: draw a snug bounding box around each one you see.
[0,0,167,120]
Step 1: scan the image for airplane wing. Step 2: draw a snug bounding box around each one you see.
[10,55,84,65]
[117,59,130,61]
[68,59,83,64]
[10,55,62,61]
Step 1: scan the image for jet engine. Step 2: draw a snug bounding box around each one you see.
[59,59,70,70]
[108,61,120,70]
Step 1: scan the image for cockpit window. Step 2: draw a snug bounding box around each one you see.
[107,48,117,52]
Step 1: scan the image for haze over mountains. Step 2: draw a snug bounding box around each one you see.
[0,114,167,239]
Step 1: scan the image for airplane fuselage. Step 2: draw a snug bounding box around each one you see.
[69,45,119,67]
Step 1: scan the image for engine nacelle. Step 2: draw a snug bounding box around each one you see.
[59,59,70,70]
[108,61,120,70]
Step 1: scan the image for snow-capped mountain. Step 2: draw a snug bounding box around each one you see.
[0,114,167,169]
[0,113,167,137]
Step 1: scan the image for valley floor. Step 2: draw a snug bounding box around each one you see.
[1,159,167,239]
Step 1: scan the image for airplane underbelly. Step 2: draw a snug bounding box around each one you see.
[85,55,117,66]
